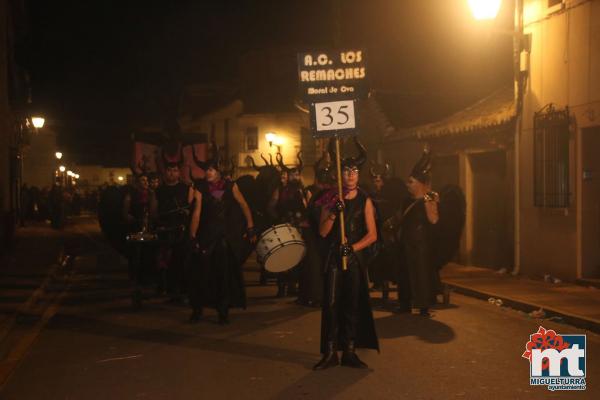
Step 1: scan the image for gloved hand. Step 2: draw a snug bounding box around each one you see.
[340,243,353,257]
[330,200,345,215]
[188,238,201,253]
[424,191,440,202]
[245,226,257,244]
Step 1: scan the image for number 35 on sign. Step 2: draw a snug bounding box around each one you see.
[312,100,356,135]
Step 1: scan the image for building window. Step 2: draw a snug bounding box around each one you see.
[245,126,258,151]
[533,104,570,208]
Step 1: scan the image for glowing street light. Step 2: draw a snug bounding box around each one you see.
[55,152,63,160]
[468,0,502,20]
[59,165,66,172]
[117,176,124,182]
[31,117,45,129]
[67,170,74,177]
[74,174,80,179]
[265,132,277,147]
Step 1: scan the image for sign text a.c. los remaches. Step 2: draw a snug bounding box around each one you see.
[297,50,368,101]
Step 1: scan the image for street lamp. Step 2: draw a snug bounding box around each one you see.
[265,132,277,147]
[31,117,45,129]
[55,152,63,160]
[59,165,66,172]
[468,0,502,20]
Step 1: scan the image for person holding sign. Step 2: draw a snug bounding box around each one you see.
[313,138,379,370]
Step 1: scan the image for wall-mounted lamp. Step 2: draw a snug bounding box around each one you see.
[32,117,45,129]
[265,132,277,147]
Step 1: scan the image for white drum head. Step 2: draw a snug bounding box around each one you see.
[264,242,306,273]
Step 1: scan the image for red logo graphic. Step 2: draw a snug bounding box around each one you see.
[522,326,571,371]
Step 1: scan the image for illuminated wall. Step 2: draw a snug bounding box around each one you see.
[520,0,600,279]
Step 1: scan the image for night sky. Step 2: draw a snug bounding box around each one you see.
[26,0,513,166]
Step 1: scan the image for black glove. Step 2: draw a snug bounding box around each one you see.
[188,237,201,253]
[340,243,353,257]
[330,200,345,215]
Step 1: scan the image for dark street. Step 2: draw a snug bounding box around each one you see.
[0,217,597,399]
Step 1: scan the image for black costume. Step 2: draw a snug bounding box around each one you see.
[125,186,157,307]
[297,184,328,307]
[272,153,308,297]
[314,138,378,370]
[156,181,191,298]
[188,142,250,324]
[369,175,411,306]
[320,188,379,353]
[398,197,439,309]
[188,179,247,323]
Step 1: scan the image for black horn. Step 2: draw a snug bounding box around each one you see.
[246,155,260,171]
[369,161,377,178]
[352,137,367,167]
[260,153,270,166]
[297,151,303,173]
[276,152,290,172]
[191,144,207,170]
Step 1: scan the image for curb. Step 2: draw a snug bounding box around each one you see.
[443,280,600,334]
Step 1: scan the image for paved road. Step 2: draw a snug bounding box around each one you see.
[1,218,597,399]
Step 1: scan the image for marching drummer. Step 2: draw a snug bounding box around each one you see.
[268,151,307,297]
[123,173,158,308]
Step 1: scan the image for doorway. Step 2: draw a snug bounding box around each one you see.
[581,126,600,278]
[469,150,513,268]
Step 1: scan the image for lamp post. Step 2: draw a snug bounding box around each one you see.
[467,0,526,275]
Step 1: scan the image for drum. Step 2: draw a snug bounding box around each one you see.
[256,224,306,273]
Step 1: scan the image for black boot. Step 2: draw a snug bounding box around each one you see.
[276,282,287,298]
[381,281,390,302]
[218,309,229,325]
[189,308,203,323]
[313,342,339,370]
[341,341,368,369]
[131,288,142,310]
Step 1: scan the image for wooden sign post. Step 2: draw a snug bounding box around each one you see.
[297,49,369,270]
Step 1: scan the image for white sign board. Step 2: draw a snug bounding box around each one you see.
[314,100,356,132]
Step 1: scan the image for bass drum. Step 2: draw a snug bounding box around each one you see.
[256,224,306,273]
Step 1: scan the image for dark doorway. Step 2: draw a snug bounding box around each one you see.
[432,155,459,188]
[470,151,512,268]
[581,126,600,278]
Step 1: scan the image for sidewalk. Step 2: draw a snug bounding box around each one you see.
[0,220,71,340]
[441,263,600,333]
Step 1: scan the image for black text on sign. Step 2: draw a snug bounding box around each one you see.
[314,100,356,132]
